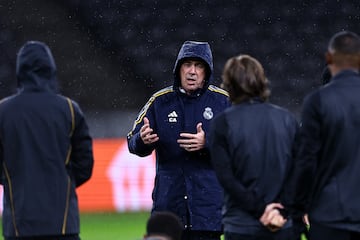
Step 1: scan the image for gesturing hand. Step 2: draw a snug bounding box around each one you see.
[140,117,159,145]
[177,123,205,152]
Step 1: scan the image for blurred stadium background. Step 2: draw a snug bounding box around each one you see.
[0,0,359,239]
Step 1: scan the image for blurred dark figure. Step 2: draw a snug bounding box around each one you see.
[0,41,94,240]
[128,41,231,240]
[209,54,303,240]
[288,31,360,240]
[321,65,332,85]
[144,211,183,240]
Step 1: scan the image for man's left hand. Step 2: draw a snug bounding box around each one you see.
[177,123,205,152]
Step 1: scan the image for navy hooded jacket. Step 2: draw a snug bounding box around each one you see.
[128,41,230,231]
[0,41,94,237]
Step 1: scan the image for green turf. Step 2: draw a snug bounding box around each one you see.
[0,212,308,240]
[80,212,308,240]
[80,211,150,240]
[0,212,149,240]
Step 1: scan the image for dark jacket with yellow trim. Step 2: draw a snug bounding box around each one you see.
[127,41,231,231]
[0,41,94,237]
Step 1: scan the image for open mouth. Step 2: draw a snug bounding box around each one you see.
[187,80,196,86]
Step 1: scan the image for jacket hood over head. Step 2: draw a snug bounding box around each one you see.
[173,41,213,94]
[16,41,58,92]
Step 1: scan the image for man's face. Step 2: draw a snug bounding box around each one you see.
[179,59,206,94]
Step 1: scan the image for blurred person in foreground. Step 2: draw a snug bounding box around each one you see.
[0,41,94,240]
[321,65,332,85]
[144,211,183,240]
[209,54,304,240]
[128,41,231,240]
[286,31,360,240]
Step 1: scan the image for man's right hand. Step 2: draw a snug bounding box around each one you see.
[140,117,159,145]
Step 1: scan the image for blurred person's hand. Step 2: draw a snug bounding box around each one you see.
[303,214,310,226]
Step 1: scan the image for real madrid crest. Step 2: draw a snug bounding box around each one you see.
[203,107,213,120]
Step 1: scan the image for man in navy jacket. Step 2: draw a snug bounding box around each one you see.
[128,41,230,240]
[0,41,94,240]
[289,31,360,239]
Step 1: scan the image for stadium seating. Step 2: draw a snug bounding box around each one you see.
[0,0,358,136]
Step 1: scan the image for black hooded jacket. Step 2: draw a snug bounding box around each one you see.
[0,41,93,237]
[209,99,300,234]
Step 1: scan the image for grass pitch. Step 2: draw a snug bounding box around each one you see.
[80,212,308,240]
[0,212,150,240]
[0,211,307,240]
[80,211,150,240]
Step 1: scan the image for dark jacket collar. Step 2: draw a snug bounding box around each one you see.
[331,69,360,82]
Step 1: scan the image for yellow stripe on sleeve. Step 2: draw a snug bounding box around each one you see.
[128,86,173,136]
[208,85,229,97]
